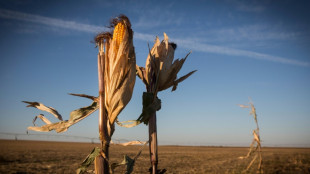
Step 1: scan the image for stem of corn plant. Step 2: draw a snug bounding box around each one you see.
[95,46,110,174]
[256,123,262,172]
[149,112,158,174]
[148,79,159,174]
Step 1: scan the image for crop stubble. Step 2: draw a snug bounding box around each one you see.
[0,140,309,173]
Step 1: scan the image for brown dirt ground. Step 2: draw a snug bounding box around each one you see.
[0,140,309,174]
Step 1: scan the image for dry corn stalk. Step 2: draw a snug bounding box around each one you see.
[136,33,196,174]
[23,15,136,174]
[95,15,136,174]
[238,100,263,173]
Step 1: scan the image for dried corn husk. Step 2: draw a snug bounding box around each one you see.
[96,16,136,126]
[135,33,196,126]
[137,33,196,92]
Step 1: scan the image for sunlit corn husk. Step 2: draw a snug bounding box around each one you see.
[96,16,136,125]
[137,33,196,92]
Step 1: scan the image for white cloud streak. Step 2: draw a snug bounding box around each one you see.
[0,8,309,67]
[174,38,309,67]
[208,24,300,42]
[0,8,105,33]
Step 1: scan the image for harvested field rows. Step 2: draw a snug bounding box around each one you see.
[0,140,309,173]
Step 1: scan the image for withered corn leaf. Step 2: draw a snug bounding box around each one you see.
[124,155,135,174]
[76,147,101,174]
[110,155,134,174]
[115,119,141,128]
[116,92,161,127]
[23,101,63,121]
[110,141,148,174]
[172,70,197,91]
[69,101,98,122]
[137,92,161,125]
[118,140,145,146]
[23,94,98,133]
[32,114,52,126]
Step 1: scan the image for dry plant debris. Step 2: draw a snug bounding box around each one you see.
[22,15,196,174]
[23,15,144,174]
[238,100,263,173]
[136,33,196,174]
[23,94,98,133]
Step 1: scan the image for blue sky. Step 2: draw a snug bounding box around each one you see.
[0,0,309,147]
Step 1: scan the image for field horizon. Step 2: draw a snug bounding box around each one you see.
[1,140,309,173]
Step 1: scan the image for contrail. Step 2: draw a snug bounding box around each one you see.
[0,8,309,67]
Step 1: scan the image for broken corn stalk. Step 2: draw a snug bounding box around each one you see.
[238,100,263,173]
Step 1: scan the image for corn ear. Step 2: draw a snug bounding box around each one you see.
[143,33,196,92]
[113,22,125,52]
[95,17,136,125]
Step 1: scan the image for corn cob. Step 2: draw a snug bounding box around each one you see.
[113,22,125,52]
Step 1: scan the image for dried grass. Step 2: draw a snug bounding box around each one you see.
[238,99,263,173]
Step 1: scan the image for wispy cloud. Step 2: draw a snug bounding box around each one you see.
[174,38,309,67]
[228,0,266,13]
[0,8,309,67]
[209,24,300,42]
[237,3,265,13]
[0,8,105,33]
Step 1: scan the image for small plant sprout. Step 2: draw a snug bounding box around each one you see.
[238,99,263,173]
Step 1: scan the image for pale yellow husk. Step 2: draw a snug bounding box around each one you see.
[97,19,136,125]
[137,33,196,92]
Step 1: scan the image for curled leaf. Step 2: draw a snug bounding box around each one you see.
[238,104,249,108]
[116,92,161,127]
[172,70,197,91]
[76,147,101,174]
[24,94,98,133]
[110,141,148,174]
[32,114,52,126]
[23,101,63,121]
[119,140,146,146]
[115,119,141,128]
[137,92,161,125]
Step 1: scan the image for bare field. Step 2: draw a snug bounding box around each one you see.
[0,140,309,174]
